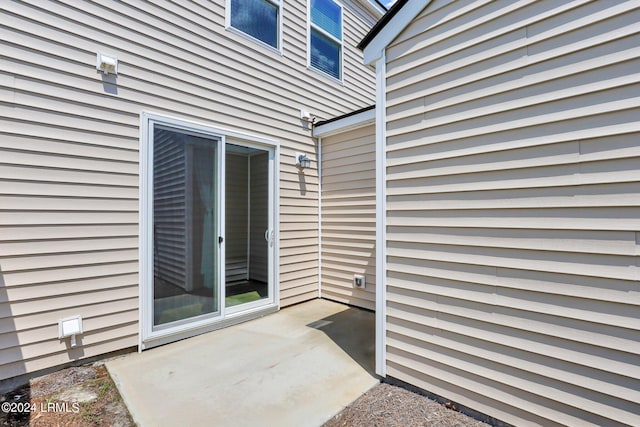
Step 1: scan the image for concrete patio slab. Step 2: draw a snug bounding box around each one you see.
[106,299,378,427]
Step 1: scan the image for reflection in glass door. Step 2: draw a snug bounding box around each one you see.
[224,144,271,310]
[152,126,220,327]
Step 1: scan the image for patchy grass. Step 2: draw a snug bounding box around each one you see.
[0,364,133,427]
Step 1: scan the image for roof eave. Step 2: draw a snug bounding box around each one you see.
[359,0,432,65]
[312,105,375,138]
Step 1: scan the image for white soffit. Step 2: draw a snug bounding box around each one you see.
[362,0,432,64]
[312,107,376,138]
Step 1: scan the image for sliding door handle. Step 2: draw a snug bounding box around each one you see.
[264,229,270,242]
[218,236,224,244]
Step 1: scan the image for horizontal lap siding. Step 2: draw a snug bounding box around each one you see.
[0,132,140,381]
[385,1,640,426]
[321,125,376,310]
[0,0,376,381]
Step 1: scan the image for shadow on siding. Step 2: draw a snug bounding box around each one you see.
[0,263,26,392]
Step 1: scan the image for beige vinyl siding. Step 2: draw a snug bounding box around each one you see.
[321,125,376,310]
[0,0,376,381]
[0,136,139,382]
[384,1,640,426]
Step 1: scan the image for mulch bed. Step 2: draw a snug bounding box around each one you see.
[324,382,490,427]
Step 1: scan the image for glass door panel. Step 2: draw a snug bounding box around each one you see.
[152,126,219,327]
[224,143,271,309]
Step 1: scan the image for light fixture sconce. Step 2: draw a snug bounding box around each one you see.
[299,109,316,124]
[295,152,311,169]
[96,52,118,75]
[300,109,312,121]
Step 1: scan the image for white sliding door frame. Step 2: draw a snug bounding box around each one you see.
[224,139,278,316]
[139,112,280,350]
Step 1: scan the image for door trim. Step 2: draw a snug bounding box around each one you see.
[139,112,280,350]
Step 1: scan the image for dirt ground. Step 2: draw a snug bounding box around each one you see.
[2,364,490,427]
[0,364,133,427]
[324,382,491,427]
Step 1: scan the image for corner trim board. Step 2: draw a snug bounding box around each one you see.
[375,52,387,377]
[318,137,323,299]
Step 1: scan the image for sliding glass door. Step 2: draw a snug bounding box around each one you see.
[152,126,221,328]
[224,143,272,313]
[141,114,278,346]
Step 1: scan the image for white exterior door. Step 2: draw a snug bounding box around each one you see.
[140,113,279,349]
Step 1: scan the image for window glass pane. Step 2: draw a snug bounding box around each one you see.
[310,28,340,79]
[231,0,278,48]
[311,0,341,39]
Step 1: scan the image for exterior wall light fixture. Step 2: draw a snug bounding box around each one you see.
[96,52,118,75]
[295,152,311,169]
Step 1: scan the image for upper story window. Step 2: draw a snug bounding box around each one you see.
[229,0,281,50]
[309,0,343,80]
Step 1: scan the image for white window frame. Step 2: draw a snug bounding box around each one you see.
[307,0,344,83]
[226,0,284,55]
[139,112,281,350]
